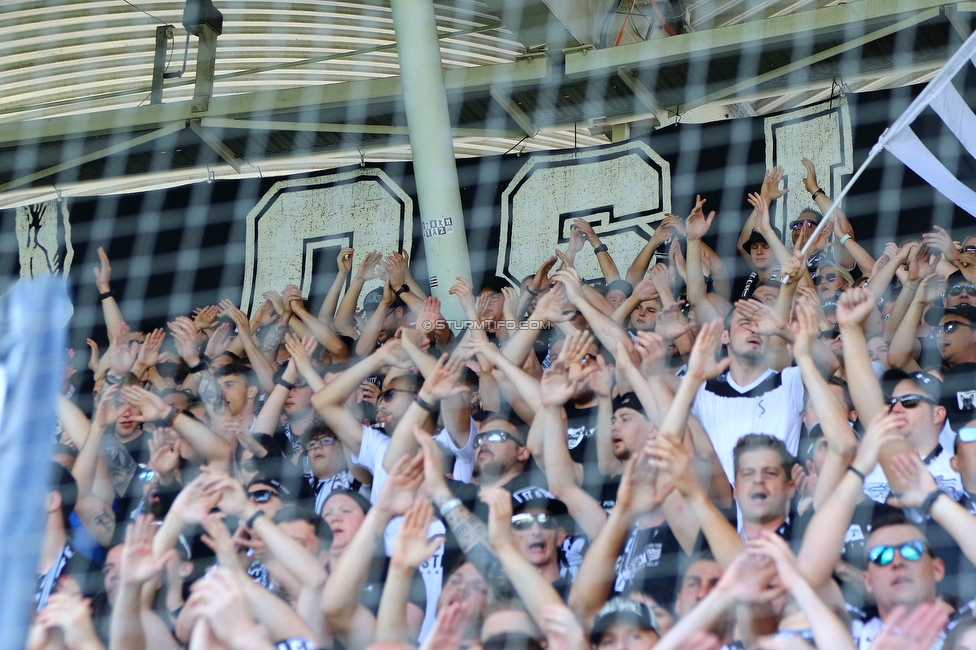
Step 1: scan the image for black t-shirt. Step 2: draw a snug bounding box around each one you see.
[940,362,976,431]
[359,556,428,615]
[613,520,687,599]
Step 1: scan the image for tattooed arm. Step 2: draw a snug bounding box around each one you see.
[255,317,289,364]
[415,431,514,599]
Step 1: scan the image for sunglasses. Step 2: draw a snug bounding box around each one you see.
[964,245,976,254]
[511,512,558,531]
[247,489,279,503]
[885,393,937,409]
[379,388,417,403]
[474,430,519,447]
[306,437,337,451]
[941,321,975,335]
[947,284,976,297]
[819,328,841,340]
[813,273,837,286]
[868,539,928,566]
[789,219,817,231]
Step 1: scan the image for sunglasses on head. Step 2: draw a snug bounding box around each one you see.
[941,321,975,335]
[813,273,837,286]
[247,489,279,503]
[379,388,417,403]
[306,437,336,451]
[789,219,817,231]
[868,539,928,566]
[885,393,937,409]
[511,512,558,531]
[948,284,976,297]
[474,430,519,447]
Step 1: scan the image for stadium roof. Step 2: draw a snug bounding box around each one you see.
[0,0,971,207]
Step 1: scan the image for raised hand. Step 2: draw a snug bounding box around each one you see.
[923,226,957,261]
[375,450,425,516]
[337,247,354,275]
[685,194,715,241]
[528,256,558,294]
[886,453,940,510]
[616,444,675,516]
[391,497,444,570]
[655,301,692,340]
[85,338,100,372]
[121,385,171,423]
[632,277,659,302]
[501,286,519,322]
[147,428,180,477]
[261,291,284,317]
[187,568,263,647]
[134,327,165,371]
[421,354,468,402]
[648,263,672,300]
[573,217,602,247]
[93,246,112,292]
[107,321,139,377]
[449,276,477,318]
[200,513,240,567]
[356,250,383,281]
[646,431,699,499]
[835,287,876,329]
[169,472,224,525]
[205,322,232,359]
[554,246,576,271]
[540,360,580,408]
[250,300,277,329]
[789,296,819,360]
[908,244,939,282]
[760,166,789,202]
[552,267,584,303]
[226,305,252,338]
[685,319,730,382]
[34,592,101,650]
[747,192,772,232]
[479,486,515,550]
[566,225,586,258]
[715,551,784,604]
[414,427,452,500]
[193,305,220,332]
[283,332,319,378]
[746,531,806,592]
[416,296,443,334]
[531,283,573,323]
[916,273,947,305]
[633,331,668,376]
[800,158,820,194]
[540,605,588,650]
[385,252,408,288]
[734,299,786,338]
[121,514,175,586]
[851,410,907,477]
[867,604,948,650]
[282,284,304,314]
[419,602,466,650]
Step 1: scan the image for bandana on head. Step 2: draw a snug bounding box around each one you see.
[612,392,646,418]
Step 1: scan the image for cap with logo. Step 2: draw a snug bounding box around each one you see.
[589,597,660,643]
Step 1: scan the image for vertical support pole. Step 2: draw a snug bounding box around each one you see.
[611,123,631,142]
[150,25,172,105]
[389,0,473,325]
[191,24,218,113]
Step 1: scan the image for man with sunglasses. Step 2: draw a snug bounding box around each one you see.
[944,271,976,309]
[924,304,976,437]
[508,496,572,599]
[858,370,962,504]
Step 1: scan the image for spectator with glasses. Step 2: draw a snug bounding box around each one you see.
[945,270,976,309]
[814,262,854,300]
[297,422,364,516]
[508,496,572,599]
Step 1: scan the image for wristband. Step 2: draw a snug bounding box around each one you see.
[438,498,463,517]
[186,359,208,374]
[811,188,826,200]
[593,244,608,254]
[919,489,944,518]
[275,377,296,391]
[246,510,265,529]
[394,284,410,297]
[157,406,180,428]
[839,234,852,246]
[525,287,539,297]
[847,465,866,483]
[98,290,115,302]
[415,396,439,414]
[105,372,125,385]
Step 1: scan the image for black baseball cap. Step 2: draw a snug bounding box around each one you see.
[880,369,941,403]
[590,597,660,643]
[924,303,976,326]
[612,392,647,418]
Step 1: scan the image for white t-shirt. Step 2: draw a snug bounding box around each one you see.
[862,442,964,504]
[853,615,945,649]
[690,367,805,483]
[351,424,390,502]
[433,418,476,483]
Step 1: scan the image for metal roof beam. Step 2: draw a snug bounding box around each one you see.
[490,85,539,137]
[0,55,551,148]
[199,118,525,139]
[0,122,184,193]
[564,0,952,78]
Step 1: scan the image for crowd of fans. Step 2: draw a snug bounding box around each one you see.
[29,157,976,650]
